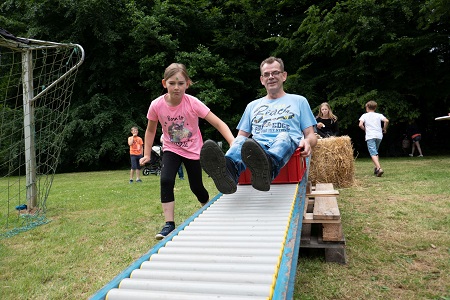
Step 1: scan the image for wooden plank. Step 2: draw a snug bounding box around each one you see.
[303,214,341,224]
[299,235,346,249]
[306,190,339,197]
[322,223,343,241]
[306,183,338,197]
[313,196,340,220]
[306,181,312,195]
[300,223,311,244]
[304,199,311,214]
[315,183,334,191]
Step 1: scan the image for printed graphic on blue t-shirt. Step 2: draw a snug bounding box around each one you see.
[251,103,295,135]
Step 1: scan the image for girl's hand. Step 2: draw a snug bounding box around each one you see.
[139,156,150,166]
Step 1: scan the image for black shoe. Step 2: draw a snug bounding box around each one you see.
[155,223,175,240]
[241,139,272,191]
[373,168,377,175]
[376,168,384,177]
[200,140,237,194]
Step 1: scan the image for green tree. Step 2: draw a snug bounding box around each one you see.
[2,0,449,170]
[271,0,450,153]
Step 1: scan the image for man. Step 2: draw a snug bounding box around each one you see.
[200,56,317,194]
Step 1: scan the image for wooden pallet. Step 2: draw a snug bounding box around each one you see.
[300,182,347,264]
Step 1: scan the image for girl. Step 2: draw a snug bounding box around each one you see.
[140,63,234,240]
[316,102,339,138]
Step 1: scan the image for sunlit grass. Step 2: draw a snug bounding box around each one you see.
[295,156,450,300]
[1,157,449,299]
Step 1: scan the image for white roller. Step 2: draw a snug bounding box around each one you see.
[162,240,283,249]
[181,225,287,232]
[206,205,289,210]
[118,278,271,297]
[140,261,277,274]
[184,219,286,224]
[171,235,283,243]
[207,199,291,204]
[149,253,278,265]
[202,208,289,213]
[106,288,267,300]
[177,229,282,236]
[130,269,274,284]
[208,201,290,207]
[188,220,288,226]
[198,211,289,221]
[185,219,286,225]
[157,246,280,257]
[214,195,293,199]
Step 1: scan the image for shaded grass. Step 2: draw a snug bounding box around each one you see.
[1,157,449,299]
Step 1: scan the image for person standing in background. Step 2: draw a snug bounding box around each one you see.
[407,122,424,157]
[128,126,143,183]
[316,102,339,138]
[359,101,389,177]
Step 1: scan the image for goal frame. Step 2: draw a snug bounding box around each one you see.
[1,32,85,210]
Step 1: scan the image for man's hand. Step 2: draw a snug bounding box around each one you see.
[299,140,312,157]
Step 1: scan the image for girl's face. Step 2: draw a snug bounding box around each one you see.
[162,71,189,102]
[321,106,330,117]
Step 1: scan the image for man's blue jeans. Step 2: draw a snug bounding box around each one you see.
[225,132,298,179]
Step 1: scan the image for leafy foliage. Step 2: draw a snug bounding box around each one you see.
[1,0,449,171]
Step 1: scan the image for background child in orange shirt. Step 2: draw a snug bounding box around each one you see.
[128,126,144,183]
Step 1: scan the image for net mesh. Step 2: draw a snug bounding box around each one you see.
[0,32,84,238]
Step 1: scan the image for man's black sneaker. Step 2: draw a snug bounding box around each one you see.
[241,139,272,191]
[200,140,237,194]
[155,223,175,240]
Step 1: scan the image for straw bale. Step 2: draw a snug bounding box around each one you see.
[309,135,355,188]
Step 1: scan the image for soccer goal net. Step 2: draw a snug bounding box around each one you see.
[0,29,84,238]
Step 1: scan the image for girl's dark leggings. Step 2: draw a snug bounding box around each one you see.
[160,151,209,204]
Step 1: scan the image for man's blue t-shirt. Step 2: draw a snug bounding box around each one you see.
[237,93,317,146]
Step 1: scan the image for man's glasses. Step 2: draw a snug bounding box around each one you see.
[261,70,283,78]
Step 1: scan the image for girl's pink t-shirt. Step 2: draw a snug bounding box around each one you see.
[147,94,210,160]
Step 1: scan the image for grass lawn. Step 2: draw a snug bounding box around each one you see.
[1,156,449,299]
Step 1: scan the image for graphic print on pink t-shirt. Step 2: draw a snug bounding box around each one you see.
[168,119,192,143]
